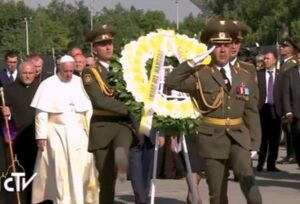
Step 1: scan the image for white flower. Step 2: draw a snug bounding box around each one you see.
[120,29,210,119]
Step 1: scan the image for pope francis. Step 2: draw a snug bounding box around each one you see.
[30,55,98,204]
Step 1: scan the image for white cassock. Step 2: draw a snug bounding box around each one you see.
[30,75,98,204]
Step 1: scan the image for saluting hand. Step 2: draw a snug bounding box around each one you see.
[37,139,47,152]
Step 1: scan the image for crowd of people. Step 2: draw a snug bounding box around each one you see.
[0,17,299,204]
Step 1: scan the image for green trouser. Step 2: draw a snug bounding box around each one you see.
[204,142,262,204]
[283,124,294,157]
[94,125,133,204]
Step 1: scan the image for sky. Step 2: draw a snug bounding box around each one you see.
[23,0,201,22]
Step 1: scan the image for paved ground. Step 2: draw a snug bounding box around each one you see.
[115,147,300,204]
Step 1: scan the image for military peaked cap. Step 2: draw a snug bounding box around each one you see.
[85,24,116,43]
[200,19,238,44]
[232,20,248,39]
[281,37,298,50]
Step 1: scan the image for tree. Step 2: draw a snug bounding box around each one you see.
[0,1,34,57]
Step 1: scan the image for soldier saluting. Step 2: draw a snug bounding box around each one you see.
[165,19,262,204]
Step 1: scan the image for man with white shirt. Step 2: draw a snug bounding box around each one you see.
[0,51,18,86]
[165,19,262,204]
[82,24,137,204]
[30,55,97,204]
[256,51,281,172]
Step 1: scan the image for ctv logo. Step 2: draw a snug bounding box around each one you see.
[1,172,37,192]
[0,158,37,192]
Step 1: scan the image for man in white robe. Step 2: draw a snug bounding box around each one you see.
[30,55,98,204]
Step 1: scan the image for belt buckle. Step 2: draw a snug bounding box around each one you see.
[225,118,231,126]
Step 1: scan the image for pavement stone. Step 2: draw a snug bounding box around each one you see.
[115,147,300,204]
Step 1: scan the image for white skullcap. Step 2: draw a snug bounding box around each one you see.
[59,55,75,64]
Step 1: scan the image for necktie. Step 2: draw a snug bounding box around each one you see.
[267,71,274,104]
[9,72,14,82]
[220,67,231,90]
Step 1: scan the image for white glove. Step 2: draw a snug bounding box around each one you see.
[250,150,257,158]
[187,45,216,67]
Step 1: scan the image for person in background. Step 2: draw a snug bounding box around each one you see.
[282,46,300,169]
[74,54,86,76]
[230,20,257,78]
[27,53,52,82]
[256,51,282,172]
[70,46,83,58]
[86,56,96,69]
[255,54,265,71]
[130,130,165,204]
[277,37,298,164]
[1,61,40,203]
[0,51,18,86]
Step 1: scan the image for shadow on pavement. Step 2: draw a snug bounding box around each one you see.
[254,170,300,190]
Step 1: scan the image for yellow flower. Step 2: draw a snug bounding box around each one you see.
[120,29,210,119]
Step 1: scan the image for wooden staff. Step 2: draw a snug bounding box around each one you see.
[0,87,22,204]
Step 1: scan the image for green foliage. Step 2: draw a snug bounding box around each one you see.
[0,1,299,57]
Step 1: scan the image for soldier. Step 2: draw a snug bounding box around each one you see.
[230,20,257,79]
[277,37,298,164]
[165,19,262,204]
[82,24,137,204]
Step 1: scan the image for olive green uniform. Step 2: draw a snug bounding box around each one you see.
[165,62,262,204]
[82,62,135,204]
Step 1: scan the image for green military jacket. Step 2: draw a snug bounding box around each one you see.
[165,62,261,159]
[280,56,297,73]
[81,62,132,151]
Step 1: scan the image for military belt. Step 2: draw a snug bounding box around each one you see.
[92,109,129,123]
[93,109,122,117]
[202,117,243,126]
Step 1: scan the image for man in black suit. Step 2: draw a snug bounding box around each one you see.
[282,59,300,168]
[0,51,18,86]
[256,51,282,172]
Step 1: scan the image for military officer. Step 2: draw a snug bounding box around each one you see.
[165,19,262,204]
[230,20,257,80]
[277,37,298,164]
[82,24,136,204]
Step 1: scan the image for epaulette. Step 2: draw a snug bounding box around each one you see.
[201,64,211,70]
[239,60,253,66]
[235,65,250,74]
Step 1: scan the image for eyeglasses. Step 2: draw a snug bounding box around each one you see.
[7,61,17,63]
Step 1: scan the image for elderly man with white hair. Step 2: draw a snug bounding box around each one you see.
[30,55,98,204]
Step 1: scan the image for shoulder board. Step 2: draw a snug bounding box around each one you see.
[201,64,210,70]
[239,60,254,66]
[235,65,250,74]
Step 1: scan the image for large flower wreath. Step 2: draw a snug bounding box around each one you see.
[109,29,210,134]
